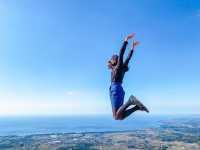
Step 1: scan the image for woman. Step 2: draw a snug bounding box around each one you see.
[108,33,149,120]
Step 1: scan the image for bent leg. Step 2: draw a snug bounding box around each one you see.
[115,99,132,119]
[121,105,140,120]
[115,96,137,120]
[116,105,140,120]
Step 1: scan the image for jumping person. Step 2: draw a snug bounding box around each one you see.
[108,33,149,120]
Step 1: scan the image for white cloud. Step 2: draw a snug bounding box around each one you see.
[1,85,199,116]
[0,89,110,116]
[0,99,109,116]
[138,87,200,115]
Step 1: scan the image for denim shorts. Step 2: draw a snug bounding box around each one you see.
[109,82,125,111]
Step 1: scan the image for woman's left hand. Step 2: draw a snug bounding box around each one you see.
[131,41,140,50]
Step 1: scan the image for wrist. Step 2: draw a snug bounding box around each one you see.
[124,38,128,42]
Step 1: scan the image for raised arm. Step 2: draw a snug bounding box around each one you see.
[118,41,128,65]
[124,49,133,66]
[124,41,140,66]
[118,33,135,65]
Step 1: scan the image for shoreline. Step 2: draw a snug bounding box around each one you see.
[0,119,199,150]
[0,127,156,137]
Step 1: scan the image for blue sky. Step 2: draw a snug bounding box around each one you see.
[0,0,200,116]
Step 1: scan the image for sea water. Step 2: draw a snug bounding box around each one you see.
[0,115,190,136]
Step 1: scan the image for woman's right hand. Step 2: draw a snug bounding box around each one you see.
[125,33,136,41]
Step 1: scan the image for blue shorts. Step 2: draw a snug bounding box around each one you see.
[109,82,125,111]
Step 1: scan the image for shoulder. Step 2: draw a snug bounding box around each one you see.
[123,64,129,72]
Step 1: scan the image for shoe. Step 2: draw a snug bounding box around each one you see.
[129,95,149,113]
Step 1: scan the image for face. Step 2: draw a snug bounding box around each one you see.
[110,55,118,65]
[110,58,118,65]
[107,55,118,69]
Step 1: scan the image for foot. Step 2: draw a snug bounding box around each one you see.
[129,95,149,113]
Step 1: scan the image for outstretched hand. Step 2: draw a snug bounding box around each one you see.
[124,33,136,41]
[131,41,140,50]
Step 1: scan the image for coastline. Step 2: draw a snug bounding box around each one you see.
[0,118,199,150]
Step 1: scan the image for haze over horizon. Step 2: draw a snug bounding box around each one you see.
[0,0,200,116]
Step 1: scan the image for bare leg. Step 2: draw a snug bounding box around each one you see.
[115,96,135,120]
[121,105,140,120]
[115,95,149,120]
[116,98,132,117]
[116,104,140,120]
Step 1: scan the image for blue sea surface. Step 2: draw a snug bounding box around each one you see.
[0,115,193,136]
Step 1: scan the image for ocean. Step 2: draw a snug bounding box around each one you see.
[0,115,192,136]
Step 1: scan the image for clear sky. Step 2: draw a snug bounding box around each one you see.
[0,0,200,116]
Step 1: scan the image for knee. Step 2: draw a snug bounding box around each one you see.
[114,114,124,120]
[112,109,124,120]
